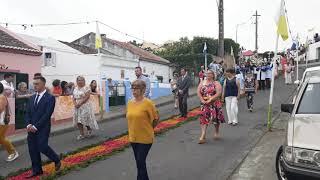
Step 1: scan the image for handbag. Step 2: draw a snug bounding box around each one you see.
[245,88,256,93]
[4,97,10,125]
[286,69,292,73]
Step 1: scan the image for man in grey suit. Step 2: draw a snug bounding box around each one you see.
[177,68,191,118]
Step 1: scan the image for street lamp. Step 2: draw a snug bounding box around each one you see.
[236,22,246,43]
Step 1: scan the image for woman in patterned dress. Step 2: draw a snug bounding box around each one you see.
[73,76,99,140]
[197,69,225,144]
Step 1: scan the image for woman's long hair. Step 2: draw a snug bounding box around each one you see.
[90,80,97,93]
[61,81,68,95]
[0,82,3,94]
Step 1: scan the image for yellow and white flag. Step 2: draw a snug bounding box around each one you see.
[95,22,102,49]
[275,0,289,41]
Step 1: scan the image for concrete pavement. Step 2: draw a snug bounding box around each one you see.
[229,113,288,180]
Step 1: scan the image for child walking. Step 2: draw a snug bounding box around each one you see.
[244,71,259,112]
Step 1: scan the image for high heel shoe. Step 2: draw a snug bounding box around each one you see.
[213,134,221,140]
[198,137,206,144]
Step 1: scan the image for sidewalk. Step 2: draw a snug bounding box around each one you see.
[6,87,198,146]
[228,113,288,180]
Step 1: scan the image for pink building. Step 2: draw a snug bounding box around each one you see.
[0,25,42,83]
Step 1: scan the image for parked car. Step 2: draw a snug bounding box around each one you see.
[295,66,320,85]
[292,66,320,103]
[276,77,320,180]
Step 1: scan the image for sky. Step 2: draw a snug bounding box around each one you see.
[0,0,319,53]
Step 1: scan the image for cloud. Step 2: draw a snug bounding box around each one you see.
[1,0,319,52]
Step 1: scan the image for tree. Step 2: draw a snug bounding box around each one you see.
[129,40,142,48]
[155,36,241,74]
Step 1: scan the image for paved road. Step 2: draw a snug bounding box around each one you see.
[2,64,314,179]
[58,78,296,180]
[0,92,200,177]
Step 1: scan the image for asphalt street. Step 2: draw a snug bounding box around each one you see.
[0,91,200,177]
[59,78,296,180]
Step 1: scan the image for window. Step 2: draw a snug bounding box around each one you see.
[121,70,125,79]
[156,76,163,83]
[297,83,320,114]
[43,52,56,67]
[304,70,320,82]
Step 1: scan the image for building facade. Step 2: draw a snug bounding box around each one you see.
[0,26,42,85]
[72,33,172,83]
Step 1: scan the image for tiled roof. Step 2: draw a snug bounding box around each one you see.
[72,32,169,64]
[0,28,42,56]
[106,38,170,64]
[59,41,98,54]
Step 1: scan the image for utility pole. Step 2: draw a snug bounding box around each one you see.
[218,0,224,58]
[252,10,261,52]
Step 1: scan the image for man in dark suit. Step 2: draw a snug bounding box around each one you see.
[24,76,61,178]
[177,68,191,118]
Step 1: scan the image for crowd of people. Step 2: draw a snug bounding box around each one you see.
[0,58,295,179]
[192,54,296,144]
[0,66,158,179]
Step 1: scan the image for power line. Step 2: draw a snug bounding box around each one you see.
[0,21,94,28]
[0,20,150,43]
[97,21,145,42]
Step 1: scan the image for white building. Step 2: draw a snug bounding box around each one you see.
[306,41,320,62]
[72,33,173,83]
[19,34,139,87]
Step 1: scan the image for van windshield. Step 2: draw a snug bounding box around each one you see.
[297,83,320,114]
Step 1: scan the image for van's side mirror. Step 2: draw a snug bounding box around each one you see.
[281,104,294,113]
[294,80,300,85]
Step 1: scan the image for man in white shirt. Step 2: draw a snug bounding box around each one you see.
[135,67,151,98]
[209,60,219,74]
[265,63,273,89]
[0,73,15,98]
[257,65,266,90]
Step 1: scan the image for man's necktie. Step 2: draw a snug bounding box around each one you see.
[34,94,40,106]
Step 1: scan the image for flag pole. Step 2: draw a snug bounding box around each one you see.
[96,21,101,55]
[204,42,208,72]
[205,52,208,72]
[294,36,299,84]
[267,34,280,131]
[295,50,299,83]
[306,36,308,68]
[96,21,104,118]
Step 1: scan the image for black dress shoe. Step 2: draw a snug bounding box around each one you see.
[55,153,63,171]
[25,172,43,179]
[55,161,61,171]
